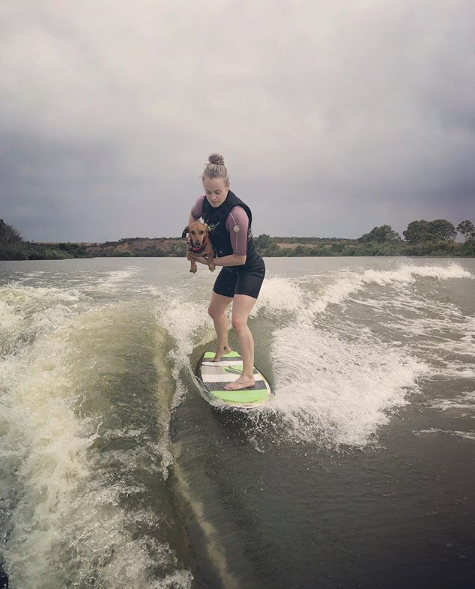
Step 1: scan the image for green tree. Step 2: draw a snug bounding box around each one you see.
[358,225,401,244]
[0,219,29,260]
[457,220,475,241]
[428,219,456,241]
[330,241,345,253]
[403,220,434,243]
[0,219,23,244]
[403,219,456,243]
[254,234,271,249]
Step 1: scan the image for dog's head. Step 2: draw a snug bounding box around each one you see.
[186,220,209,247]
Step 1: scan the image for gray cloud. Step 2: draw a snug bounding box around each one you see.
[1,0,474,241]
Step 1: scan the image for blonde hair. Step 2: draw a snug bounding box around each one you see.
[201,153,229,185]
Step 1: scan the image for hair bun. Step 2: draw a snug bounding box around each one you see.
[208,153,225,166]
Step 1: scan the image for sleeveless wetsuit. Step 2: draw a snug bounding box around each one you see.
[191,191,265,299]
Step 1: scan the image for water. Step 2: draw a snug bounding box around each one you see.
[0,257,474,589]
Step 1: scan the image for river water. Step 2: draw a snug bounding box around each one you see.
[0,256,474,589]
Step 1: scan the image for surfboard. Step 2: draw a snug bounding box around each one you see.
[195,351,273,409]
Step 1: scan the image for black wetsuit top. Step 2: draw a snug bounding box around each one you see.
[201,190,260,271]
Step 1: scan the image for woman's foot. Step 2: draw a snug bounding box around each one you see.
[212,344,232,362]
[224,375,256,390]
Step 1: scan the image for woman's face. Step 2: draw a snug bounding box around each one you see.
[203,176,229,208]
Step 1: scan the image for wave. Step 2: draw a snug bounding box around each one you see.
[306,262,472,316]
[0,283,192,588]
[267,326,428,448]
[250,263,473,448]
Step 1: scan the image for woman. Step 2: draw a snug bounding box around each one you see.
[187,153,266,391]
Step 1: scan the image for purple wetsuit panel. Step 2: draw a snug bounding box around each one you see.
[191,195,205,220]
[225,207,249,255]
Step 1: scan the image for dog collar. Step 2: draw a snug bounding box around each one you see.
[189,234,209,255]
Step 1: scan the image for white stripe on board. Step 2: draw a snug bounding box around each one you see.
[202,360,242,366]
[202,373,244,383]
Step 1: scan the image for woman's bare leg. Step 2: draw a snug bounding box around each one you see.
[224,294,257,390]
[208,292,233,361]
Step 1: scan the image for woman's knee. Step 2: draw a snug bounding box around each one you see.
[208,293,232,320]
[231,314,248,333]
[208,305,225,321]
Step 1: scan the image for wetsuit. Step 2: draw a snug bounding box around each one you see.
[191,190,265,299]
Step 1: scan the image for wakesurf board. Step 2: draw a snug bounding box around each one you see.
[195,351,273,410]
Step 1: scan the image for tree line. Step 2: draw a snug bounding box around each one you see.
[360,219,475,244]
[1,217,474,261]
[253,219,475,257]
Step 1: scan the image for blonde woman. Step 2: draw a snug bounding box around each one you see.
[188,154,265,391]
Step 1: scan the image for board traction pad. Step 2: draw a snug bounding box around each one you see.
[200,351,271,404]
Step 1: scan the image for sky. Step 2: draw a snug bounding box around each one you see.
[1,0,474,242]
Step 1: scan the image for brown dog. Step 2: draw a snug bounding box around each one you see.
[182,221,215,273]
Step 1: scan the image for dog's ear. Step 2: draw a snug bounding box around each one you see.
[181,226,189,239]
[203,223,209,230]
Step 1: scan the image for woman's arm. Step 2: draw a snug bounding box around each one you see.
[192,253,246,266]
[185,196,205,232]
[214,254,246,266]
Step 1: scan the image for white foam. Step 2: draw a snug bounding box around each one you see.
[386,303,475,370]
[0,284,85,356]
[432,391,475,414]
[153,290,216,419]
[363,263,472,284]
[0,283,81,305]
[254,276,307,318]
[416,428,475,441]
[155,292,211,366]
[279,264,475,384]
[96,267,141,292]
[267,325,428,448]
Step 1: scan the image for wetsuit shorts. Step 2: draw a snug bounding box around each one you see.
[213,256,265,299]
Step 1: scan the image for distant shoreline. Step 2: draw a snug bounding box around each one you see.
[1,235,474,261]
[2,217,474,260]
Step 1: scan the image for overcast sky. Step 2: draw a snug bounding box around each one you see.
[1,0,474,242]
